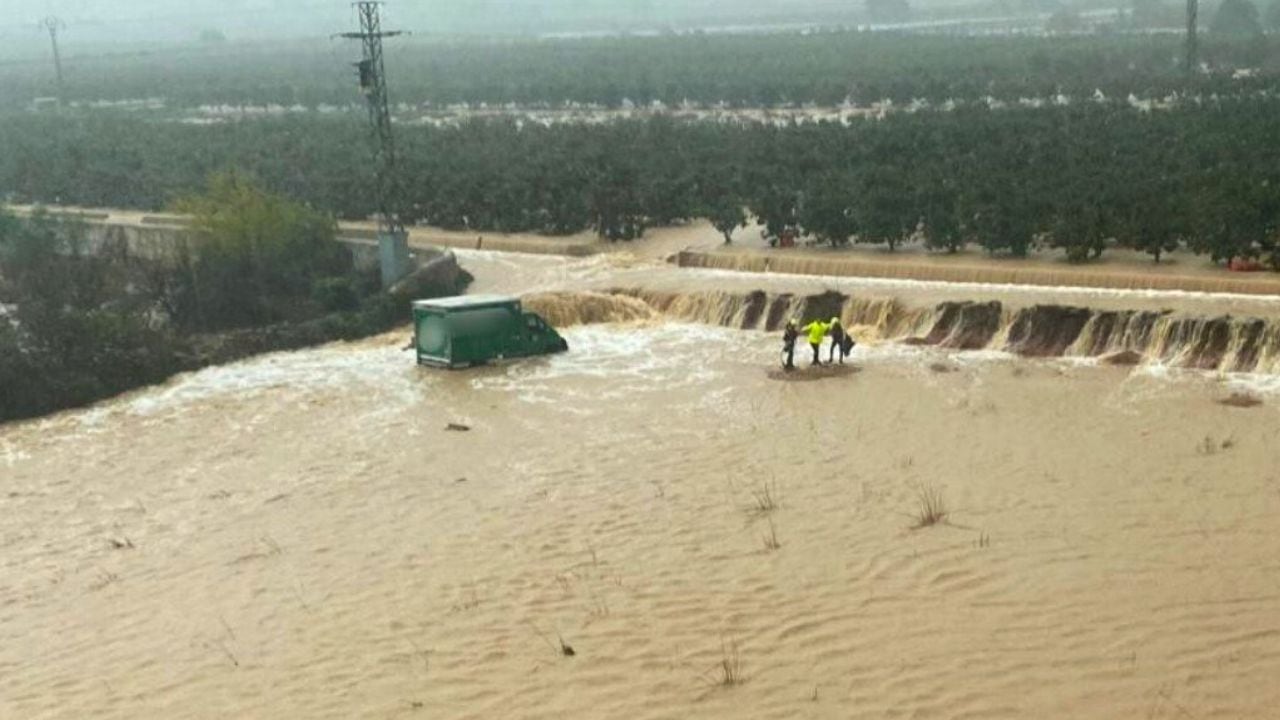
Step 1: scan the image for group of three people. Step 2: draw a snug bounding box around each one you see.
[781,317,855,370]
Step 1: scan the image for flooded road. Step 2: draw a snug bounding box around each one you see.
[3,251,1280,719]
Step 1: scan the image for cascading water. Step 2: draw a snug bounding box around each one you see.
[522,288,1280,373]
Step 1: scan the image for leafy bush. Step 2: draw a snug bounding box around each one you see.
[170,172,352,330]
[312,276,360,313]
[0,199,422,423]
[1212,0,1264,35]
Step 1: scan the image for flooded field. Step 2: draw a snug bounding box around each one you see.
[3,250,1280,719]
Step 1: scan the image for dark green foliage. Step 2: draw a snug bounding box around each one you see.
[1211,0,1264,35]
[0,194,447,423]
[799,178,856,248]
[3,32,1279,111]
[312,276,360,313]
[0,209,182,421]
[170,172,351,330]
[1051,200,1108,263]
[704,194,748,244]
[6,96,1280,266]
[866,0,912,24]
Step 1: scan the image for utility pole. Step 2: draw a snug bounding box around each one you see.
[1185,0,1198,77]
[339,2,412,288]
[42,16,65,106]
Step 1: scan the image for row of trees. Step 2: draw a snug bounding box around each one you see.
[3,98,1279,265]
[4,30,1280,111]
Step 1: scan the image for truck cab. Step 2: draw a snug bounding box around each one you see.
[412,295,568,368]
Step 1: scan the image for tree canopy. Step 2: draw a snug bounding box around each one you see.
[170,172,351,330]
[4,97,1279,266]
[1211,0,1264,35]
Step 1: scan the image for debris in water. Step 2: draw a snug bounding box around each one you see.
[1100,350,1144,366]
[445,423,471,432]
[766,365,862,382]
[1218,392,1262,408]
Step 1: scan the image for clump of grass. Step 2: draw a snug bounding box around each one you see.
[1197,435,1216,455]
[587,588,610,619]
[747,478,779,517]
[761,518,781,551]
[711,639,744,687]
[1197,434,1235,455]
[526,620,575,658]
[911,485,949,529]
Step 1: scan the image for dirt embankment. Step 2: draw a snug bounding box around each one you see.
[674,245,1280,296]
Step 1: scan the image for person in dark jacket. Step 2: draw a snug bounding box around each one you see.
[828,318,847,364]
[781,319,799,370]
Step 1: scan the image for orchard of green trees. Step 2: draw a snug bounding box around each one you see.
[2,31,1279,112]
[4,96,1280,265]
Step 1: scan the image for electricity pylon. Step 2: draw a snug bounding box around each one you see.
[339,2,412,287]
[42,16,65,106]
[1185,0,1198,77]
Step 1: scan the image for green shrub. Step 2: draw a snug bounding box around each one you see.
[312,276,360,313]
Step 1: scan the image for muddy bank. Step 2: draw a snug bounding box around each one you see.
[674,249,1280,296]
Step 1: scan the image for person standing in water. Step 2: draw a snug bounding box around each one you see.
[828,317,847,364]
[782,319,799,370]
[801,318,830,366]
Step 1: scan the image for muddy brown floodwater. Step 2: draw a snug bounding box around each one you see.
[3,250,1279,720]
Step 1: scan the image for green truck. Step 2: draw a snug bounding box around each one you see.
[412,295,568,368]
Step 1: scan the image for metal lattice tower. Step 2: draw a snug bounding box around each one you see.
[42,16,65,105]
[1185,0,1198,76]
[340,2,412,286]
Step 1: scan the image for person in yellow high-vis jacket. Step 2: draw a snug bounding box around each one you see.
[801,319,830,366]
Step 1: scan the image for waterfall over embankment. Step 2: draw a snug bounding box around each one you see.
[522,288,1280,373]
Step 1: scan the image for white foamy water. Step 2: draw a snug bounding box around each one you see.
[471,323,753,409]
[452,248,621,296]
[42,339,429,432]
